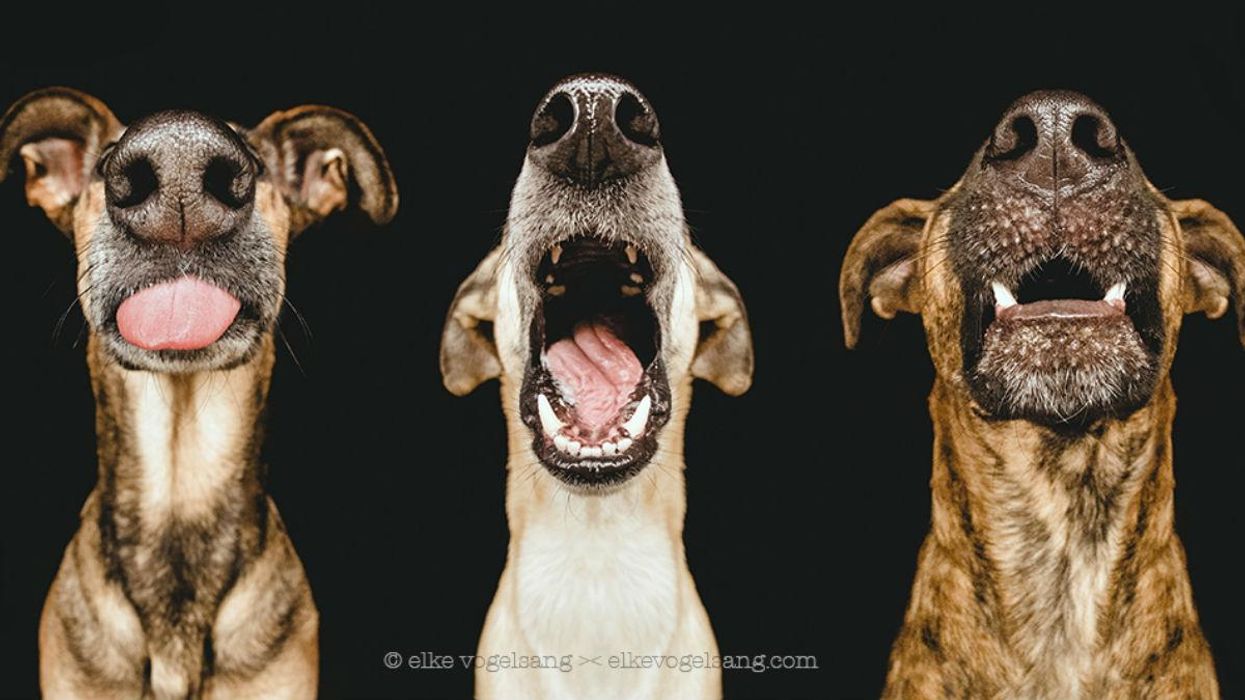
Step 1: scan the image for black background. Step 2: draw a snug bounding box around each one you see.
[2,7,1244,699]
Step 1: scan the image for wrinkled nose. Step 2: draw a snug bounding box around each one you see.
[528,74,662,184]
[984,90,1123,192]
[104,111,257,248]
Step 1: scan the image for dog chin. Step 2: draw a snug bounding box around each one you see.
[968,315,1158,425]
[100,322,267,374]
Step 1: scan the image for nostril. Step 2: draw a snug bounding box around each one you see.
[615,93,659,147]
[1070,114,1119,159]
[108,157,158,208]
[202,157,253,209]
[988,115,1038,161]
[531,92,575,147]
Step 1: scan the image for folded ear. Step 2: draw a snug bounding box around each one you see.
[690,246,753,396]
[1173,199,1245,346]
[839,198,933,349]
[441,247,502,395]
[250,105,398,235]
[0,87,122,234]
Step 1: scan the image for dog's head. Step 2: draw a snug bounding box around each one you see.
[441,74,753,492]
[841,90,1245,425]
[0,87,397,373]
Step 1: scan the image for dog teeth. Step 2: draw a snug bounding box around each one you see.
[991,281,1018,309]
[566,440,582,456]
[621,285,642,296]
[602,441,617,455]
[581,446,602,458]
[621,395,651,438]
[616,437,633,451]
[537,394,563,436]
[629,272,644,284]
[551,243,563,265]
[547,285,566,296]
[1104,282,1126,308]
[554,434,570,451]
[625,244,638,264]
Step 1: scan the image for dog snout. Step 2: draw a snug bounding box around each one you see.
[528,74,661,184]
[984,90,1122,192]
[104,111,257,249]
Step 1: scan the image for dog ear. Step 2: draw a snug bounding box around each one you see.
[1173,199,1245,346]
[690,246,753,396]
[441,247,502,395]
[0,87,122,234]
[251,106,398,235]
[839,198,933,349]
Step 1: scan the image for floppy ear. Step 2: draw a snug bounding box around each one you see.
[839,198,933,349]
[441,247,502,395]
[250,105,399,235]
[690,246,753,396]
[0,87,122,234]
[1173,199,1245,346]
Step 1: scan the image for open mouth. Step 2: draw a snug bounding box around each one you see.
[964,256,1163,423]
[520,236,671,489]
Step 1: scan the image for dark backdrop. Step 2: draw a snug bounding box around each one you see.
[2,7,1243,699]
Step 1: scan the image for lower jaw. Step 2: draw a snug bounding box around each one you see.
[102,321,267,373]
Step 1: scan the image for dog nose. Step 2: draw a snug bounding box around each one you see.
[984,90,1122,192]
[104,111,257,248]
[528,74,661,184]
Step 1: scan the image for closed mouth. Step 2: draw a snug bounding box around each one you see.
[519,235,671,489]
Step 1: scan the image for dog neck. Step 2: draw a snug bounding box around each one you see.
[927,376,1189,674]
[86,334,274,643]
[497,375,695,650]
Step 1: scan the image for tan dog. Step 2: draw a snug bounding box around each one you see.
[1,88,397,699]
[840,90,1242,698]
[441,74,753,700]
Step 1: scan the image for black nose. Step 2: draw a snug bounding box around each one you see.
[104,110,257,248]
[528,74,662,184]
[984,90,1122,192]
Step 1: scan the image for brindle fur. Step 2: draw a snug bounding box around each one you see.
[2,88,397,699]
[841,94,1244,698]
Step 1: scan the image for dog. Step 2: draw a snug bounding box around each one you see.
[840,90,1241,698]
[440,74,753,700]
[1,87,398,699]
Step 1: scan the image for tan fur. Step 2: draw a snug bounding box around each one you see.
[2,87,399,698]
[841,184,1242,697]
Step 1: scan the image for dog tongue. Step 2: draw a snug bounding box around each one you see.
[545,322,643,432]
[116,277,241,351]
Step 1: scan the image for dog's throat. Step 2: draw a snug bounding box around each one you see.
[545,321,643,434]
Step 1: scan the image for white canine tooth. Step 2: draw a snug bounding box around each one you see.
[582,446,602,458]
[602,441,617,455]
[537,394,563,435]
[991,281,1018,309]
[554,434,570,451]
[621,395,652,438]
[1105,282,1126,303]
[616,437,633,452]
[566,440,581,456]
[551,243,563,265]
[625,244,638,264]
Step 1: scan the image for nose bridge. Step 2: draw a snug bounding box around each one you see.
[986,90,1121,193]
[105,110,256,247]
[529,73,661,185]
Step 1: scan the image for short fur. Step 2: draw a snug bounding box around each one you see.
[840,92,1244,698]
[1,87,397,699]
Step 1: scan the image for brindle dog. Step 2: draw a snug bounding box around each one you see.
[1,88,397,699]
[841,90,1242,698]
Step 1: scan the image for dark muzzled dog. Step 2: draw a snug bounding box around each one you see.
[1,88,398,699]
[840,90,1242,699]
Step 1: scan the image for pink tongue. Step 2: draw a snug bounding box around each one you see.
[545,322,643,432]
[116,277,241,351]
